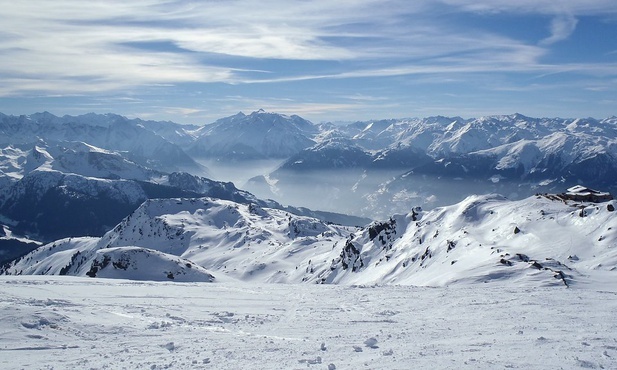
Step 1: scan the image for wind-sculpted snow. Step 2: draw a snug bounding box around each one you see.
[1,276,617,369]
[3,194,617,288]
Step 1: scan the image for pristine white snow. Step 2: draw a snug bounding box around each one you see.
[1,276,616,369]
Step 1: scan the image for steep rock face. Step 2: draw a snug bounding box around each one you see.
[188,110,317,159]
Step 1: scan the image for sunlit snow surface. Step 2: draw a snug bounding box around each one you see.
[1,276,617,369]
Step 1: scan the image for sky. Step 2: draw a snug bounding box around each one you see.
[0,0,616,125]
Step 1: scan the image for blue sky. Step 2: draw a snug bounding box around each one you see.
[0,0,616,124]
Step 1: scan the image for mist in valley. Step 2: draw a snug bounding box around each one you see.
[191,161,535,220]
[194,158,286,188]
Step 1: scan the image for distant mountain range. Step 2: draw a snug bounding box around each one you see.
[1,109,616,273]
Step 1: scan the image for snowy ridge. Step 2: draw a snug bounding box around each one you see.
[0,143,366,243]
[329,114,617,177]
[0,141,161,182]
[0,224,41,265]
[321,194,617,287]
[0,112,201,172]
[3,194,617,287]
[1,197,355,283]
[253,113,617,218]
[0,169,147,206]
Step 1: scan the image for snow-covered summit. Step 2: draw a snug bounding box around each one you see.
[188,110,317,159]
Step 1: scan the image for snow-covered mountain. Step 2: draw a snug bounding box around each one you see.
[324,193,617,287]
[0,112,201,172]
[4,193,616,288]
[1,197,355,283]
[0,169,152,241]
[0,144,367,243]
[2,109,617,269]
[275,138,372,172]
[0,141,163,182]
[188,109,317,159]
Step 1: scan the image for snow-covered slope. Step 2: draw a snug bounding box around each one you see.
[188,110,317,159]
[4,194,616,288]
[320,194,617,287]
[4,236,214,282]
[3,110,617,259]
[1,197,355,283]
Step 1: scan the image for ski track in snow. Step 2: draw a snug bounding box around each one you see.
[1,276,616,369]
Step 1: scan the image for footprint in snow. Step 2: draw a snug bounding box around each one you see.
[364,337,379,348]
[163,342,175,352]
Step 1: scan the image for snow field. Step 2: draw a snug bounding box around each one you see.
[1,276,617,369]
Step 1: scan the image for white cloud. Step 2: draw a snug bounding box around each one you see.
[0,0,616,98]
[540,14,579,45]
